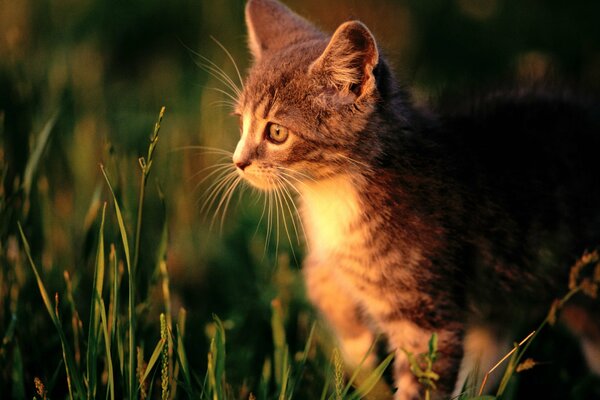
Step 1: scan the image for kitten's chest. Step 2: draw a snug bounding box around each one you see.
[300,176,368,260]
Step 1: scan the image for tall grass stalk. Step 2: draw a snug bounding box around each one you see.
[101,164,135,399]
[99,106,166,399]
[86,202,107,399]
[18,222,85,399]
[133,106,165,271]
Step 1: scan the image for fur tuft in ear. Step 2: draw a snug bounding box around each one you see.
[309,21,379,99]
[245,0,322,61]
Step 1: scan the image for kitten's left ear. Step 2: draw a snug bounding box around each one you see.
[310,21,379,99]
[245,0,322,61]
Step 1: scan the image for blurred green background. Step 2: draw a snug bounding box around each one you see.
[2,0,600,398]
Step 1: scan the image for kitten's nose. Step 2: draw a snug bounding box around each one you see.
[235,160,251,171]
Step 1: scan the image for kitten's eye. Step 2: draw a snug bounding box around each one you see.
[267,123,289,144]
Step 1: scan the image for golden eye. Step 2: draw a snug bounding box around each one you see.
[267,123,289,144]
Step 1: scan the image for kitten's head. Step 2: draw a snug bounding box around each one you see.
[233,0,392,190]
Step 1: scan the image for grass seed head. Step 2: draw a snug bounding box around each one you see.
[516,358,537,373]
[34,377,47,400]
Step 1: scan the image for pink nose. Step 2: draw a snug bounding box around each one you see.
[236,160,251,171]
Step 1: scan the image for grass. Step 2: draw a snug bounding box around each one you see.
[7,108,396,399]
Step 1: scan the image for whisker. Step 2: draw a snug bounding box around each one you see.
[272,181,281,260]
[337,153,372,171]
[198,171,236,215]
[208,87,239,103]
[179,39,242,98]
[265,187,273,256]
[274,180,298,262]
[277,167,317,184]
[194,57,241,97]
[191,163,235,191]
[170,145,233,156]
[278,174,307,245]
[209,100,238,110]
[254,187,269,239]
[212,175,242,231]
[194,60,241,99]
[199,171,239,218]
[210,36,245,90]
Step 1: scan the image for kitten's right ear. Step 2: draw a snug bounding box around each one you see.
[309,21,379,100]
[245,0,321,61]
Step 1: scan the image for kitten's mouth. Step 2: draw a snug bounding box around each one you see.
[236,168,278,191]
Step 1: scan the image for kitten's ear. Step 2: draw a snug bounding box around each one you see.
[310,21,379,99]
[245,0,321,61]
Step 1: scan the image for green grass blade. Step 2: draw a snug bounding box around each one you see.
[100,165,132,273]
[206,316,227,400]
[139,337,166,388]
[23,110,58,198]
[287,322,316,399]
[86,202,107,399]
[271,299,288,390]
[108,244,122,379]
[18,222,85,399]
[346,352,395,400]
[213,316,226,397]
[1,313,17,355]
[496,344,519,397]
[10,342,25,399]
[174,312,192,396]
[279,357,290,400]
[100,165,135,399]
[259,358,271,400]
[98,297,115,400]
[340,335,380,397]
[63,272,82,372]
[319,369,331,400]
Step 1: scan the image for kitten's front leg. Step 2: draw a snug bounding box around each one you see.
[303,261,378,369]
[384,320,464,400]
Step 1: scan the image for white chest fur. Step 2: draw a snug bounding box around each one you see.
[300,176,364,259]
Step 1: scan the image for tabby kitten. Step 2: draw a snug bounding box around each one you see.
[229,0,600,398]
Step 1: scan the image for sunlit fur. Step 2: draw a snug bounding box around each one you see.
[202,0,600,399]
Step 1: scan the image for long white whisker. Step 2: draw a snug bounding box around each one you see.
[277,167,317,184]
[208,87,239,103]
[209,176,237,230]
[179,39,241,97]
[272,181,281,261]
[209,100,238,110]
[170,145,233,156]
[200,171,238,218]
[278,175,306,246]
[265,188,273,256]
[190,159,233,178]
[192,164,235,193]
[210,36,245,90]
[276,172,305,195]
[195,58,241,97]
[199,172,236,217]
[274,180,298,263]
[212,175,242,231]
[337,153,372,170]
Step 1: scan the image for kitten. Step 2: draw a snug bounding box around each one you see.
[230,0,600,398]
